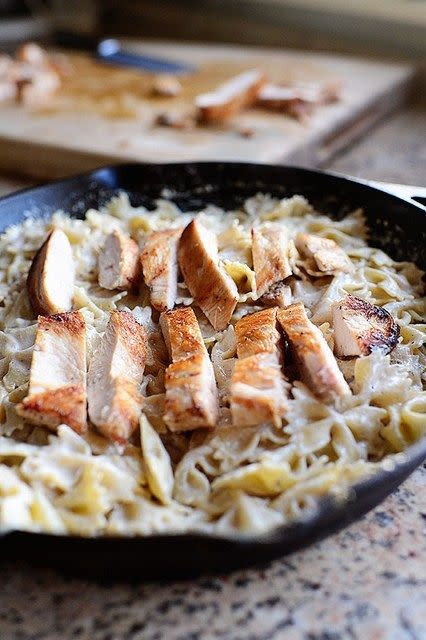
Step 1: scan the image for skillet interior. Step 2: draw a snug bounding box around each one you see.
[0,162,425,579]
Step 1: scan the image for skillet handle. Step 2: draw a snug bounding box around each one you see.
[366,180,426,211]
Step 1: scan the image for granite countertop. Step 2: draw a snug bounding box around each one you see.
[1,106,425,640]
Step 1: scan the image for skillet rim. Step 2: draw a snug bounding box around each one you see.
[1,160,425,211]
[0,161,424,560]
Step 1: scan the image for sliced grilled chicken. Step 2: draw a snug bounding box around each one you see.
[163,354,219,432]
[235,307,282,360]
[27,228,74,316]
[231,353,288,427]
[140,227,182,311]
[231,307,287,426]
[196,69,266,124]
[277,302,350,402]
[259,281,292,308]
[332,295,400,357]
[295,233,353,274]
[160,306,205,361]
[252,226,292,297]
[88,311,148,443]
[98,229,141,291]
[178,219,238,331]
[160,307,219,431]
[16,312,86,433]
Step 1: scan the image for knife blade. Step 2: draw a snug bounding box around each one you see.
[53,31,195,74]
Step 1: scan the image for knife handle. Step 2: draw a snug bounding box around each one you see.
[53,31,100,52]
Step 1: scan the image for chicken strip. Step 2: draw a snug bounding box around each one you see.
[98,229,140,291]
[27,228,74,316]
[88,311,148,443]
[231,308,288,426]
[16,312,86,434]
[160,307,219,431]
[252,226,292,297]
[196,69,266,124]
[259,281,292,308]
[231,353,288,427]
[178,219,238,331]
[277,302,350,402]
[160,306,205,361]
[140,227,182,311]
[295,233,353,274]
[235,307,282,360]
[332,295,400,357]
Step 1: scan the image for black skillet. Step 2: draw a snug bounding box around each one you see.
[0,162,425,580]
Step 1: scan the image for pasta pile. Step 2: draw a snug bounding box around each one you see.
[0,192,424,536]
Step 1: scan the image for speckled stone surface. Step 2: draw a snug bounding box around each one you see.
[1,465,425,640]
[0,106,425,640]
[327,106,426,186]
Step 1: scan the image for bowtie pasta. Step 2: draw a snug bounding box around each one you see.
[0,192,424,537]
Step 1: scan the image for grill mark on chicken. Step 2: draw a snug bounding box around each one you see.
[252,226,292,298]
[27,228,75,316]
[98,229,141,291]
[277,302,351,402]
[295,233,353,274]
[17,311,86,433]
[332,294,400,357]
[87,311,147,443]
[178,219,238,331]
[231,307,288,426]
[259,281,292,308]
[140,227,182,312]
[160,307,219,431]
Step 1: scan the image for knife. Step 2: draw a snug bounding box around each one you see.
[53,31,195,74]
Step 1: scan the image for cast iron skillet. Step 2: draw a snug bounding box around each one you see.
[0,162,425,580]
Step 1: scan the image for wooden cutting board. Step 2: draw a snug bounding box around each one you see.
[0,40,415,180]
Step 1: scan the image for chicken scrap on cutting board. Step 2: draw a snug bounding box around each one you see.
[196,68,266,124]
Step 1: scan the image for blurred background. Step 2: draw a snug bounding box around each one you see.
[0,0,424,187]
[1,0,425,59]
